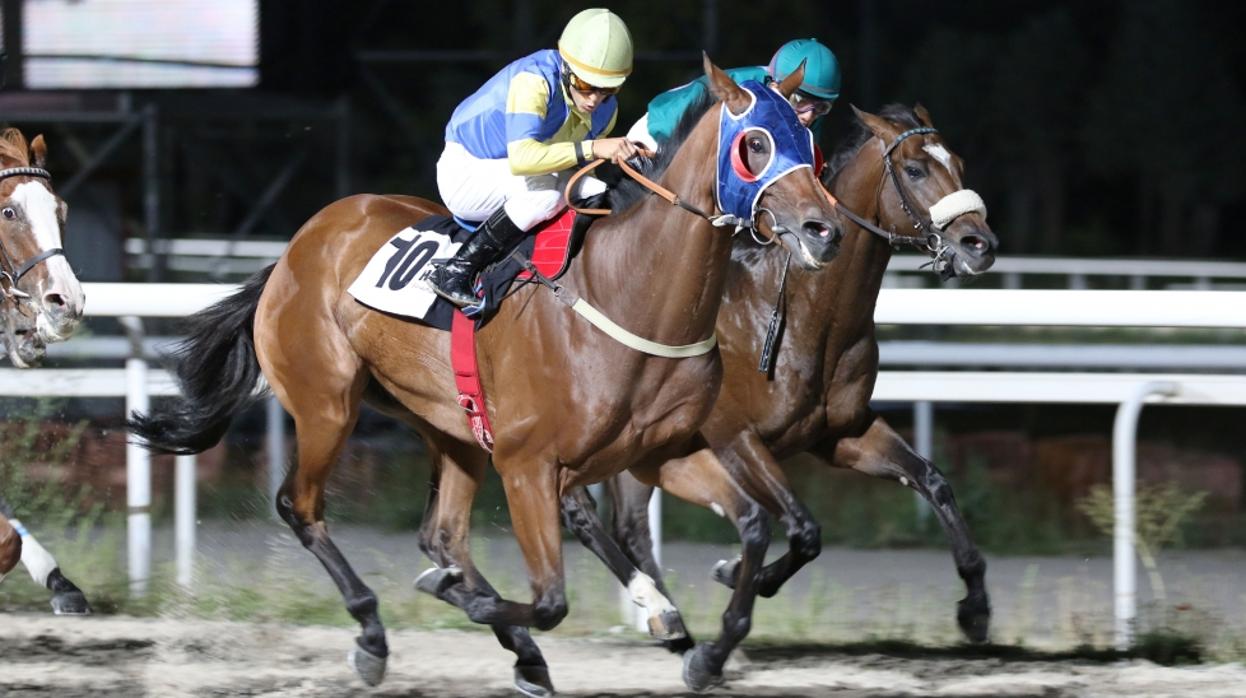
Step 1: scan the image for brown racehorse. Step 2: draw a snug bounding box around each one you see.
[601,104,999,643]
[0,514,18,582]
[0,129,91,614]
[129,56,842,694]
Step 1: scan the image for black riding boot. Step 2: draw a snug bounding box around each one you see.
[429,207,527,307]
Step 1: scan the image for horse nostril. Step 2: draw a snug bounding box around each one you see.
[44,292,66,309]
[803,220,834,240]
[962,235,990,255]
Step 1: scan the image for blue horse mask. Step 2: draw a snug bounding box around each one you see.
[716,79,816,225]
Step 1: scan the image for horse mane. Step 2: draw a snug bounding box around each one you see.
[0,128,31,167]
[606,91,718,213]
[826,104,922,179]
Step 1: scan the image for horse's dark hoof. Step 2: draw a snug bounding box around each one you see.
[682,644,725,692]
[711,557,740,590]
[347,641,387,686]
[957,594,991,644]
[513,663,555,697]
[50,590,91,616]
[413,565,462,597]
[647,608,689,642]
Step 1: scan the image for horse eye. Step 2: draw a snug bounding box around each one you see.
[1,207,15,220]
[904,166,925,180]
[748,137,765,154]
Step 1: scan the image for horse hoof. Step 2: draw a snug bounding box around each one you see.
[682,644,725,693]
[648,608,689,642]
[957,594,991,644]
[50,590,91,616]
[513,663,555,697]
[413,565,463,596]
[711,557,740,590]
[347,642,388,686]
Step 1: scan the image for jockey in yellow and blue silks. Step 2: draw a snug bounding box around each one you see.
[430,8,640,308]
[627,38,840,167]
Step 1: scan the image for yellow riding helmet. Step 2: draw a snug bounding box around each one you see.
[557,8,633,89]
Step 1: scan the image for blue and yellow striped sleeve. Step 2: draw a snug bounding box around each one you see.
[504,72,580,176]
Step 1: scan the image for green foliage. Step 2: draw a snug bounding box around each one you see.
[1078,482,1208,553]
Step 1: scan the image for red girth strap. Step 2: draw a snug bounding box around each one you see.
[451,309,494,452]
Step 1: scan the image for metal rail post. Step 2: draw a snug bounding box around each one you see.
[121,315,151,594]
[1112,381,1179,650]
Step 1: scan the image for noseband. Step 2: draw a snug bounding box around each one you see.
[0,167,66,294]
[823,126,986,277]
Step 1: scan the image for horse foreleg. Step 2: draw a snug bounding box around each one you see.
[705,431,822,599]
[604,472,668,591]
[0,513,20,582]
[427,458,569,631]
[634,448,771,692]
[816,414,991,643]
[0,501,89,612]
[414,438,554,698]
[561,485,691,650]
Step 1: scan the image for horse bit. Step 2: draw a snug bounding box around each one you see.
[0,166,66,306]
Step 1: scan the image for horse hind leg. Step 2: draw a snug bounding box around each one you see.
[268,364,389,685]
[562,485,691,650]
[413,437,555,698]
[819,414,991,643]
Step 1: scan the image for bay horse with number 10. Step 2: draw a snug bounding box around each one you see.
[601,103,999,645]
[129,56,843,694]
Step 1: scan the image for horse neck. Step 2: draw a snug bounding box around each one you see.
[570,126,731,346]
[775,139,896,347]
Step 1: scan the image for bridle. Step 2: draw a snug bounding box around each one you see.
[823,126,985,278]
[0,166,66,300]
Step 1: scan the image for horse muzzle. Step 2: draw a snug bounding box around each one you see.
[34,281,85,343]
[943,221,998,279]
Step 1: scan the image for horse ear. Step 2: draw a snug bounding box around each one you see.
[703,51,748,113]
[30,134,47,169]
[851,105,899,141]
[914,103,935,128]
[775,59,806,99]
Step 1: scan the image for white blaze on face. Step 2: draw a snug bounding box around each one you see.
[923,143,954,175]
[10,181,84,332]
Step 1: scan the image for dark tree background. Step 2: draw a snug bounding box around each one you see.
[258,0,1246,259]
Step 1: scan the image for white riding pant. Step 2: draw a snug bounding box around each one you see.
[436,141,606,231]
[625,113,659,153]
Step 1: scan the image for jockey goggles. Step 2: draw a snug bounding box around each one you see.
[789,91,834,117]
[565,66,621,96]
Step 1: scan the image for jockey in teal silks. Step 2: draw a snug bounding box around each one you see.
[627,38,841,168]
[429,8,642,308]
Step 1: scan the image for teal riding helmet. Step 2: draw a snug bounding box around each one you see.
[767,38,841,100]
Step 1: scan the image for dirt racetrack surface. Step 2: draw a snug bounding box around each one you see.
[3,614,1245,697]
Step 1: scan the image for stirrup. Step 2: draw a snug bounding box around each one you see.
[428,266,478,308]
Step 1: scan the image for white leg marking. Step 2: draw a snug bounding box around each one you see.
[627,571,676,614]
[11,518,57,587]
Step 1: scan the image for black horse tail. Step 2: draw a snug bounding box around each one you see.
[127,265,275,455]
